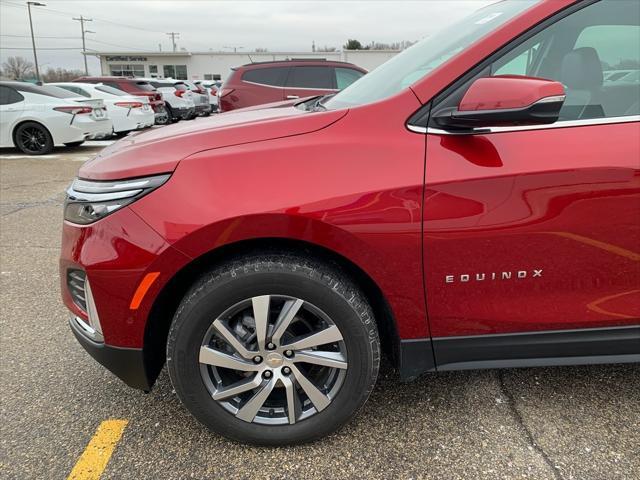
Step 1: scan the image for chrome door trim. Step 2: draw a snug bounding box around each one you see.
[407,115,640,135]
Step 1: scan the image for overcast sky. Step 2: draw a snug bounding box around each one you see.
[1,0,494,74]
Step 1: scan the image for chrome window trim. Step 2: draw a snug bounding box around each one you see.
[241,80,286,89]
[407,115,640,135]
[243,80,338,92]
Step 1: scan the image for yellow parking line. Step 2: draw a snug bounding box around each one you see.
[67,419,128,480]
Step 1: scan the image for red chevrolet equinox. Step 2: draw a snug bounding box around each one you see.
[61,0,639,445]
[218,59,366,112]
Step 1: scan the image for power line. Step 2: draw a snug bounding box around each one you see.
[86,39,157,52]
[0,46,80,50]
[2,0,167,34]
[1,34,80,39]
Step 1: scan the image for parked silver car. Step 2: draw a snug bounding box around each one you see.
[143,78,196,121]
[183,80,212,116]
[194,80,219,113]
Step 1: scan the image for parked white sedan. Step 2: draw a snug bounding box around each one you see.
[48,82,155,136]
[0,81,112,155]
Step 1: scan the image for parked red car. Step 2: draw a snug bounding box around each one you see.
[61,0,639,445]
[73,76,169,124]
[217,59,366,111]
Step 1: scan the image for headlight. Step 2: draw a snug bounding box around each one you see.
[64,173,170,225]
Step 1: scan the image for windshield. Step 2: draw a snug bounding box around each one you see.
[95,84,127,96]
[134,81,156,91]
[325,0,539,109]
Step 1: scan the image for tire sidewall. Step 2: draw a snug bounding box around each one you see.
[167,260,379,445]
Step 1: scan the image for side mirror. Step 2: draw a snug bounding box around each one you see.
[433,75,566,131]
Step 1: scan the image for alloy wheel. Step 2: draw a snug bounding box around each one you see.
[199,295,348,425]
[19,126,48,154]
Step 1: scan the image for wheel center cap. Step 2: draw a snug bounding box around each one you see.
[265,352,284,368]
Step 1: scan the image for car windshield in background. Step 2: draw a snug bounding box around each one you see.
[12,83,83,98]
[135,81,156,91]
[95,84,128,96]
[324,0,539,109]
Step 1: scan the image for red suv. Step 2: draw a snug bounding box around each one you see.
[217,59,366,111]
[73,76,169,124]
[61,0,639,446]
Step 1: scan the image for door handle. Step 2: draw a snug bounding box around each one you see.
[286,95,299,99]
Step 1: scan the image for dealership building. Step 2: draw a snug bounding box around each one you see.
[88,50,399,81]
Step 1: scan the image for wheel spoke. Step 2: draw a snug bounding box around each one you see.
[212,374,262,400]
[236,377,276,422]
[212,319,256,359]
[290,364,330,412]
[283,325,343,351]
[293,350,348,369]
[281,375,301,424]
[271,298,304,346]
[199,346,260,371]
[251,295,270,351]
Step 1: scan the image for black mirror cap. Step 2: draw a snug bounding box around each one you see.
[433,95,565,131]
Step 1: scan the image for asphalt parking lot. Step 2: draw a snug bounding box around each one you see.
[1,142,639,480]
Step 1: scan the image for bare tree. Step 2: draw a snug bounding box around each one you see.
[41,67,85,82]
[2,56,35,80]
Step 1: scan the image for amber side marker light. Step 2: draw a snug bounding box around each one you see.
[130,272,161,310]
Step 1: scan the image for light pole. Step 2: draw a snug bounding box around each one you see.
[73,16,94,75]
[27,1,46,82]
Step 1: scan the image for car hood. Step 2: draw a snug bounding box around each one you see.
[79,101,347,180]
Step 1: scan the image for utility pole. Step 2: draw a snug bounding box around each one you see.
[166,32,180,52]
[27,1,46,82]
[73,16,93,75]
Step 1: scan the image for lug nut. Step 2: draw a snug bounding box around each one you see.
[282,366,291,375]
[263,370,272,379]
[253,355,263,364]
[266,342,276,350]
[284,350,294,358]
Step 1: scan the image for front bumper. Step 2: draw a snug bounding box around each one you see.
[69,316,151,390]
[61,207,191,390]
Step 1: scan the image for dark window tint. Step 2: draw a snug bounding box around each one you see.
[242,67,289,87]
[150,81,174,89]
[0,85,24,105]
[335,68,365,89]
[287,66,334,89]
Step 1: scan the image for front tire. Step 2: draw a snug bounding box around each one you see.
[167,253,380,446]
[14,122,54,155]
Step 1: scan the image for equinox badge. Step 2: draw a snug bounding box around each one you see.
[445,269,543,284]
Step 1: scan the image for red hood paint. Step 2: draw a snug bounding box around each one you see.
[79,102,347,180]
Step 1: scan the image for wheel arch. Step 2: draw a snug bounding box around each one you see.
[11,118,53,148]
[142,236,402,388]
